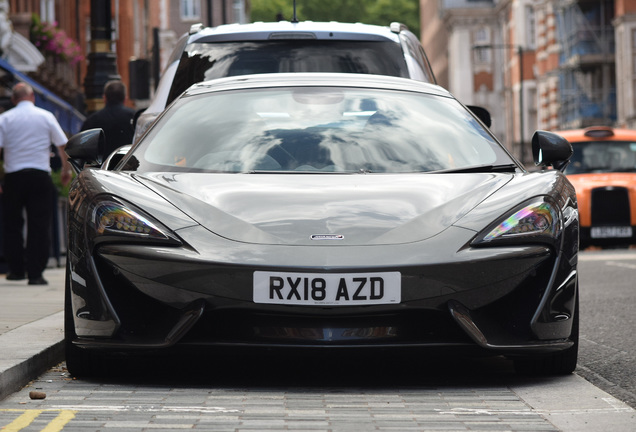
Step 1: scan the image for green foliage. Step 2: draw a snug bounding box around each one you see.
[250,0,420,36]
[364,0,420,36]
[51,169,73,198]
[250,0,294,22]
[300,0,366,23]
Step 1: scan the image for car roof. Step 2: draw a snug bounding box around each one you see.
[189,20,403,43]
[184,73,451,98]
[555,126,636,142]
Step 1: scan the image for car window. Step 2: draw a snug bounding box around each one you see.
[167,41,411,106]
[126,86,509,174]
[565,141,636,174]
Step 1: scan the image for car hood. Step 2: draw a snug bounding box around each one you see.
[134,173,511,246]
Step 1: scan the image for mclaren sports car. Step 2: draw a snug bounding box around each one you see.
[64,73,579,377]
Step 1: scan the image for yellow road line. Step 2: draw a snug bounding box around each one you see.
[2,410,42,432]
[40,410,76,432]
[1,409,76,432]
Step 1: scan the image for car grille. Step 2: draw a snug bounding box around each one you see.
[181,309,474,347]
[591,186,631,225]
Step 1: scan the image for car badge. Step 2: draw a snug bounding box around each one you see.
[310,234,344,240]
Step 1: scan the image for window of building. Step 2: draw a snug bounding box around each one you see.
[474,27,491,63]
[40,0,55,22]
[525,5,536,49]
[181,0,201,21]
[233,0,247,24]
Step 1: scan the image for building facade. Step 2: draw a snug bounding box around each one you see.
[421,0,636,163]
[615,0,636,128]
[2,0,248,115]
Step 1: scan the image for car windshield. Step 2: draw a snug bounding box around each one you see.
[565,141,636,174]
[125,86,511,174]
[167,41,411,105]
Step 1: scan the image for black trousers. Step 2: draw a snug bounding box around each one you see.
[2,169,54,279]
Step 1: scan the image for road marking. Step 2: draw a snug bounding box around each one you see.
[48,405,240,414]
[0,410,75,432]
[2,410,42,432]
[436,405,634,416]
[606,261,636,270]
[602,397,630,411]
[1,405,240,432]
[579,252,636,261]
[40,411,75,432]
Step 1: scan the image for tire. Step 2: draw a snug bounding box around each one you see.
[513,292,579,376]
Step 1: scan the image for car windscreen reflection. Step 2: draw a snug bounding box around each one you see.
[131,87,504,174]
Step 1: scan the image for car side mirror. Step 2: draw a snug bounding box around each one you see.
[532,130,573,172]
[65,128,106,172]
[467,105,491,128]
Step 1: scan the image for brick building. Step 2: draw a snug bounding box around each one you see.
[420,0,636,164]
[3,0,248,117]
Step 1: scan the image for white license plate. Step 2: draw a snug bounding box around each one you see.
[590,226,633,239]
[253,271,401,306]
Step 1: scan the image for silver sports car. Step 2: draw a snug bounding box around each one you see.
[64,73,579,377]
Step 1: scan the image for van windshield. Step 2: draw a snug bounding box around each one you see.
[167,41,411,105]
[565,141,636,174]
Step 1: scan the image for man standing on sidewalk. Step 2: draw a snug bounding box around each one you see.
[81,79,135,157]
[0,82,72,285]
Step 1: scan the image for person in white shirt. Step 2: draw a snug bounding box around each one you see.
[0,82,71,285]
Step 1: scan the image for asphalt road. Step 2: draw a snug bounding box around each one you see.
[576,248,636,408]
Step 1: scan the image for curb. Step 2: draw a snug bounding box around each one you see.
[0,312,65,401]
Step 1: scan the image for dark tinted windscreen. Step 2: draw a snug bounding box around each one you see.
[565,141,636,174]
[167,41,410,104]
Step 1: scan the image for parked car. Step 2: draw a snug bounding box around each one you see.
[65,73,578,378]
[556,126,636,249]
[133,20,439,142]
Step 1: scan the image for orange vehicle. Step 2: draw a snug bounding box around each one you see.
[555,126,636,249]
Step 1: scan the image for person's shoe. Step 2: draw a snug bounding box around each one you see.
[6,273,26,281]
[28,277,48,285]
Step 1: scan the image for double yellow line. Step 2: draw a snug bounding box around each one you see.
[0,409,76,432]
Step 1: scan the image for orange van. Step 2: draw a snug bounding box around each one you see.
[555,126,636,249]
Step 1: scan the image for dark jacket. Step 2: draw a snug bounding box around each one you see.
[81,103,136,157]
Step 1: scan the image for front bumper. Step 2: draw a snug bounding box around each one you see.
[68,227,577,356]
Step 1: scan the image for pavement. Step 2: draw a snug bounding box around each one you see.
[0,263,65,401]
[1,260,636,431]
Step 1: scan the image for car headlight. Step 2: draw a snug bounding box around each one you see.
[472,198,562,246]
[90,199,178,243]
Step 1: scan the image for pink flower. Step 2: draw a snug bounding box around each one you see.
[31,15,85,64]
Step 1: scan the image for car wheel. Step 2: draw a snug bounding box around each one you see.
[513,291,579,376]
[64,264,103,378]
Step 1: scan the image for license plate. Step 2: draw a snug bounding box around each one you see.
[590,226,633,239]
[253,271,401,306]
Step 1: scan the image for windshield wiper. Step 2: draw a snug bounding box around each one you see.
[247,169,372,174]
[431,163,519,174]
[246,170,350,174]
